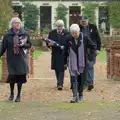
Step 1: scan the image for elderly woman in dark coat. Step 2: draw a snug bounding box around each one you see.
[47,19,69,90]
[64,24,96,103]
[0,17,31,102]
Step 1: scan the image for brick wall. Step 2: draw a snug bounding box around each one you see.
[106,40,120,80]
[1,48,34,82]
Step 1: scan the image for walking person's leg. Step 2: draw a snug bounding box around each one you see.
[87,60,95,91]
[55,70,59,87]
[70,75,79,103]
[15,82,23,102]
[15,75,27,102]
[78,74,84,101]
[57,71,65,90]
[7,75,15,101]
[9,83,15,101]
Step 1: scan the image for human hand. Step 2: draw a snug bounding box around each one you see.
[64,64,67,69]
[87,60,90,64]
[96,50,100,55]
[48,42,54,47]
[19,40,24,46]
[60,46,64,50]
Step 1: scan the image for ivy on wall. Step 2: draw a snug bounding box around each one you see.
[55,4,68,27]
[108,2,120,28]
[82,3,98,24]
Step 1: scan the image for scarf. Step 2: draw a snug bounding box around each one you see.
[12,28,27,55]
[69,33,85,76]
[13,30,20,55]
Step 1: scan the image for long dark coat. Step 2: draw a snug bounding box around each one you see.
[48,29,69,72]
[64,33,96,82]
[79,23,101,51]
[0,28,32,75]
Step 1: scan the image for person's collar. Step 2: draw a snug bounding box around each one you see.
[57,29,63,34]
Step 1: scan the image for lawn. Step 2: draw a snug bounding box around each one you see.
[0,100,119,120]
[96,49,106,62]
[34,50,41,60]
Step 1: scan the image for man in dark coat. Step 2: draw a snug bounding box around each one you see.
[64,24,96,103]
[79,15,101,91]
[47,19,69,90]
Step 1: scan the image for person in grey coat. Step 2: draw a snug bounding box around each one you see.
[0,17,32,102]
[64,24,96,103]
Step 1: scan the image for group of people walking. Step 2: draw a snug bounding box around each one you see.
[48,15,101,103]
[0,15,101,103]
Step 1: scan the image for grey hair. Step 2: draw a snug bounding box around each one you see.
[9,17,22,29]
[70,24,80,33]
[55,19,64,26]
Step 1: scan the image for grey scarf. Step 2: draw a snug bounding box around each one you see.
[69,33,85,76]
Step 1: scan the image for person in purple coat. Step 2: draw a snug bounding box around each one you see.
[64,24,96,103]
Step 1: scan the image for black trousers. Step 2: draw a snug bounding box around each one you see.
[71,74,84,96]
[55,70,65,87]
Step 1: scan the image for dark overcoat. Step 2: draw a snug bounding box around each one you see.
[48,29,69,72]
[79,23,101,51]
[0,28,32,75]
[64,33,96,82]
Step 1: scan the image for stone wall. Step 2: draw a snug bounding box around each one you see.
[106,40,120,80]
[101,36,120,48]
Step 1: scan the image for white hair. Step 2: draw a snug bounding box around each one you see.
[9,17,22,29]
[55,19,64,26]
[70,24,80,33]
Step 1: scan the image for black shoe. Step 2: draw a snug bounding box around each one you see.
[15,96,21,102]
[58,86,63,90]
[70,85,72,89]
[8,95,14,101]
[78,96,84,102]
[87,85,94,91]
[70,96,79,103]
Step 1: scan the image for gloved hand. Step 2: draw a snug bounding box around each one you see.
[60,46,64,50]
[64,64,67,69]
[19,37,27,47]
[19,39,25,46]
[96,50,100,55]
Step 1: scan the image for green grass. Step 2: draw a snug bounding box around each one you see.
[0,100,120,116]
[48,100,108,111]
[34,50,41,60]
[96,49,106,62]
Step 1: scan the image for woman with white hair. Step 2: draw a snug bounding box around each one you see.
[64,24,96,103]
[0,17,32,102]
[47,19,69,90]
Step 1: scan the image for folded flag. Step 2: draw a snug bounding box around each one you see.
[40,36,60,47]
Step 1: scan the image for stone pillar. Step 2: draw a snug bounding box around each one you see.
[1,55,8,82]
[106,48,110,79]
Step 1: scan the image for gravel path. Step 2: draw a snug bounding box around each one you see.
[0,51,120,120]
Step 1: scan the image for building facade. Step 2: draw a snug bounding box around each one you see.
[12,0,110,34]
